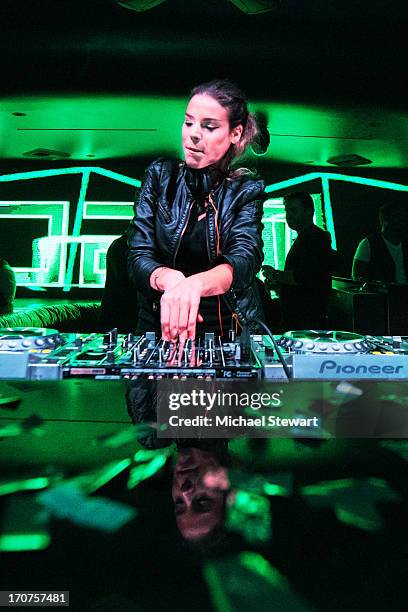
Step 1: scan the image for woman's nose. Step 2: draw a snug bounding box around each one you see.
[190,124,201,140]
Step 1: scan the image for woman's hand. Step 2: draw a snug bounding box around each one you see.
[160,276,205,342]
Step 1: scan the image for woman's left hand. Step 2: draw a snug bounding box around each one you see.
[160,276,204,342]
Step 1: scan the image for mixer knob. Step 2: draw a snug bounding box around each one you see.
[35,339,45,346]
[354,343,362,351]
[22,340,31,348]
[305,342,315,350]
[8,341,17,348]
[294,341,303,349]
[318,344,327,351]
[332,344,341,351]
[344,343,353,351]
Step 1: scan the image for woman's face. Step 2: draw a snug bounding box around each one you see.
[182,94,243,169]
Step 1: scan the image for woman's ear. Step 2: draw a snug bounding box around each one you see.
[230,124,243,144]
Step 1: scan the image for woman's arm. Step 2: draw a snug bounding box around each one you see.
[211,181,265,291]
[128,159,185,297]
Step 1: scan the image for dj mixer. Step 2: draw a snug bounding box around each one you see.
[0,328,408,381]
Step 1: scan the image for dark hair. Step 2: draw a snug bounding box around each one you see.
[284,191,315,213]
[190,79,258,166]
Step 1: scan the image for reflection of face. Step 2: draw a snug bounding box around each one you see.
[172,448,226,541]
[182,94,242,169]
[284,199,312,231]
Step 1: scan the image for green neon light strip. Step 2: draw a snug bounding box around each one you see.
[0,167,141,188]
[321,177,337,250]
[265,172,408,193]
[0,534,50,552]
[63,170,91,292]
[0,477,50,496]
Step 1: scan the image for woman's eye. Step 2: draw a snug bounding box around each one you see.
[204,126,216,131]
[184,121,193,127]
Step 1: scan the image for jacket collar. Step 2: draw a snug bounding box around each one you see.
[183,162,228,199]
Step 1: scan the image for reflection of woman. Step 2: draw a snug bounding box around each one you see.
[173,445,229,543]
[128,80,265,341]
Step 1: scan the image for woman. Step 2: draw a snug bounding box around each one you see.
[127,80,265,342]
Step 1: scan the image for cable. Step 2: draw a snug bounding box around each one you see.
[246,317,291,380]
[208,193,224,337]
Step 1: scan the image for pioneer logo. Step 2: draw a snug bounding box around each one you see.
[319,360,404,375]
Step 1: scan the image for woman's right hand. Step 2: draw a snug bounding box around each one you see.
[160,276,204,343]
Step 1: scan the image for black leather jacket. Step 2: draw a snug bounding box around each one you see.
[127,158,265,328]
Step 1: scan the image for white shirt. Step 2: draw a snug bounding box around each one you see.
[354,236,407,284]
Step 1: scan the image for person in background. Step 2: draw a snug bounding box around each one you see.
[352,203,408,284]
[99,232,139,332]
[262,191,332,331]
[0,257,16,315]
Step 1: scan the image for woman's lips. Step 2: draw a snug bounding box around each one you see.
[186,147,203,153]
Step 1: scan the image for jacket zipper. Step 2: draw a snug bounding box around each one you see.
[172,198,194,268]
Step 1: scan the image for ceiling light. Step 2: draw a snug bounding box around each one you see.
[327,154,372,167]
[116,0,167,11]
[228,0,281,14]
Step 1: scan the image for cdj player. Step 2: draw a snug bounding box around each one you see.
[0,327,408,381]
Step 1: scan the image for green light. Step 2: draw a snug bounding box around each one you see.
[0,477,50,496]
[203,565,234,612]
[239,552,283,587]
[265,172,322,193]
[127,454,168,489]
[321,176,337,249]
[263,483,287,496]
[0,200,69,286]
[63,170,90,291]
[72,459,132,494]
[84,201,134,219]
[301,478,356,496]
[0,166,141,188]
[0,534,50,552]
[265,172,408,194]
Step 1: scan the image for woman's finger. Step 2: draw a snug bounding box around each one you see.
[168,295,182,342]
[187,298,200,340]
[160,295,171,341]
